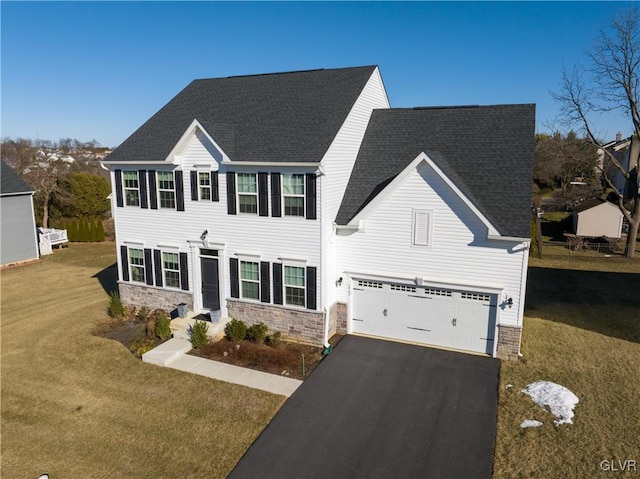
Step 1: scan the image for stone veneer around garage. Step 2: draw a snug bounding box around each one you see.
[227,299,325,346]
[119,282,192,313]
[496,324,522,360]
[328,302,348,337]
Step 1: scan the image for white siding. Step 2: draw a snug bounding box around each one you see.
[335,161,528,328]
[0,194,39,265]
[321,67,390,308]
[111,131,322,314]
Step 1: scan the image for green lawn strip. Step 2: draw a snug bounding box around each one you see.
[493,256,640,478]
[1,243,285,479]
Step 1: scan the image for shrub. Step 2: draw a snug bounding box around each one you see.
[224,318,247,341]
[107,291,124,318]
[94,218,105,242]
[267,330,282,348]
[190,320,209,349]
[154,311,172,340]
[247,322,269,344]
[130,337,155,358]
[137,306,150,323]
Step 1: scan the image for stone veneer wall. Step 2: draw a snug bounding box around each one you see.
[496,324,522,360]
[227,299,325,346]
[119,283,192,313]
[328,302,348,336]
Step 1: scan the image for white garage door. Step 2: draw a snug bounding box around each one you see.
[351,279,497,355]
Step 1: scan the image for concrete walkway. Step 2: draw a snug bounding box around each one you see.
[142,338,302,397]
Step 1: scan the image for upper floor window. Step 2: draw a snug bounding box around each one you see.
[157,172,176,209]
[129,248,145,283]
[162,252,180,288]
[283,174,305,217]
[199,172,211,201]
[123,171,140,206]
[240,260,260,299]
[284,265,305,306]
[237,173,257,214]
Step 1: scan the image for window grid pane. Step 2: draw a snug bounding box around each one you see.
[123,171,140,207]
[239,195,257,213]
[286,286,305,306]
[284,197,304,216]
[283,174,304,216]
[284,266,305,287]
[283,174,304,195]
[129,249,145,283]
[240,261,260,300]
[237,173,257,193]
[163,252,180,288]
[199,172,211,200]
[158,172,176,209]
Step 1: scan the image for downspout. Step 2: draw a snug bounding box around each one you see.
[318,165,332,351]
[516,240,531,357]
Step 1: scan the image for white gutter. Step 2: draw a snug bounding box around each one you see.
[101,160,176,166]
[220,160,321,167]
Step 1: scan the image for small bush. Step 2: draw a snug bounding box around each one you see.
[130,337,155,358]
[107,291,124,318]
[191,320,209,349]
[267,330,282,348]
[137,306,150,323]
[247,323,269,344]
[224,319,247,341]
[155,311,172,340]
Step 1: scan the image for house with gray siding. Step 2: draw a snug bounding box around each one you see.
[1,160,39,266]
[104,66,534,359]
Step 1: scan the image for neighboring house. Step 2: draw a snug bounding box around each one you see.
[1,160,40,266]
[104,66,535,359]
[573,198,624,238]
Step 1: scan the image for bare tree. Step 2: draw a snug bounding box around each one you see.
[554,6,640,258]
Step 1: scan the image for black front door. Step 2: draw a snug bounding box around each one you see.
[201,256,220,310]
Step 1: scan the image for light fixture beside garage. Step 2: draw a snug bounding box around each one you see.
[506,297,513,308]
[336,277,343,286]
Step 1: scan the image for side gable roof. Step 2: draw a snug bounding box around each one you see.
[335,105,536,238]
[105,66,377,164]
[1,160,33,196]
[574,198,621,214]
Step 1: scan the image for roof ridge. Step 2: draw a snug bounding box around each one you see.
[192,65,377,82]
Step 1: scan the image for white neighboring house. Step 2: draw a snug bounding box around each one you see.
[103,66,535,359]
[573,198,624,238]
[0,160,39,266]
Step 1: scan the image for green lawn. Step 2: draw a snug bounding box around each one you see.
[1,243,285,478]
[493,254,640,478]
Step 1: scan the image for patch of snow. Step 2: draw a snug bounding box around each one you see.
[522,381,579,426]
[505,384,513,389]
[520,419,543,428]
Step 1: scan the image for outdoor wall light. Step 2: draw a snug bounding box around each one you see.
[200,230,208,240]
[336,277,343,286]
[506,297,513,308]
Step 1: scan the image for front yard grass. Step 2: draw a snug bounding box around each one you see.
[1,242,285,478]
[493,254,640,478]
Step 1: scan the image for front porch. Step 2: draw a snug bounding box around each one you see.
[170,310,231,342]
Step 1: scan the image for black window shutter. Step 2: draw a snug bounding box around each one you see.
[115,170,124,207]
[273,263,283,305]
[260,261,270,303]
[179,252,189,291]
[258,172,268,217]
[190,171,198,201]
[212,172,219,202]
[144,249,153,286]
[271,172,281,217]
[175,171,185,211]
[139,170,148,209]
[120,245,129,281]
[154,249,163,287]
[305,174,317,220]
[230,258,239,298]
[306,266,317,310]
[226,172,236,215]
[148,170,158,209]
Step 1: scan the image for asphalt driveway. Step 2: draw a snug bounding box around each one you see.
[229,335,500,479]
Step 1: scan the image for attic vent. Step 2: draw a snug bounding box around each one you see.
[412,210,433,247]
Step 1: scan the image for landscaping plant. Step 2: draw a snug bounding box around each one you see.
[154,310,172,340]
[107,291,124,318]
[247,322,269,344]
[224,318,247,341]
[190,319,209,349]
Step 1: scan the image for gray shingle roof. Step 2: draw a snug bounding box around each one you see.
[1,160,33,195]
[106,66,377,163]
[335,105,536,238]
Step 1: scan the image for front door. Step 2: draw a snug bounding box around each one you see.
[200,255,220,311]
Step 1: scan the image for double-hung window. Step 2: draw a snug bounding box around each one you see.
[163,252,180,288]
[129,248,145,283]
[123,171,140,206]
[240,260,260,300]
[237,173,257,214]
[199,172,211,200]
[157,172,176,209]
[284,265,305,306]
[283,174,304,217]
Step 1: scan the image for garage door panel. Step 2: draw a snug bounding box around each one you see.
[352,279,497,355]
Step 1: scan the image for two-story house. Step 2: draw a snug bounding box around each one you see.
[104,66,534,359]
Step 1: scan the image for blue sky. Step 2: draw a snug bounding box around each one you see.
[1,1,634,148]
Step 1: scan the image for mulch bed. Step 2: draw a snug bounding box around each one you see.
[189,335,344,380]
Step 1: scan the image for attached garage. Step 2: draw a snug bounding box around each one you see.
[351,279,498,355]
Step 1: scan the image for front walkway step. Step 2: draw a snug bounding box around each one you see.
[142,338,192,366]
